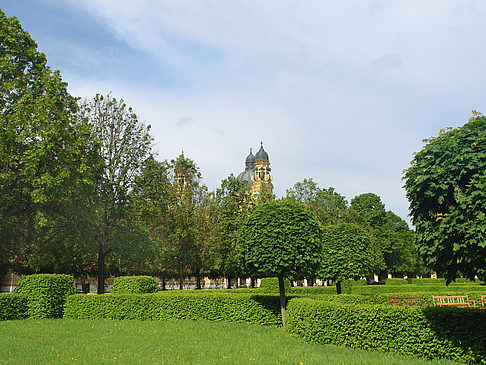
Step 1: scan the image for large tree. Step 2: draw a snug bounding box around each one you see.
[237,201,322,326]
[404,113,486,282]
[286,178,348,226]
[0,10,101,276]
[78,93,153,293]
[319,223,375,294]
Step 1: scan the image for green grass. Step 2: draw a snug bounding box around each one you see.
[0,319,460,364]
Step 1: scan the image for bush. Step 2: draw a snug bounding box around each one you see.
[64,292,281,326]
[15,274,75,318]
[286,298,486,364]
[0,294,29,320]
[386,278,409,285]
[258,277,291,293]
[111,276,159,294]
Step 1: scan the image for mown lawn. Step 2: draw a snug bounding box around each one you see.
[0,319,460,364]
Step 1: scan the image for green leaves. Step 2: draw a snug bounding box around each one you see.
[319,224,374,287]
[404,115,486,281]
[237,201,322,280]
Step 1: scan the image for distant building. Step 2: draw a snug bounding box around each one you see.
[236,142,273,194]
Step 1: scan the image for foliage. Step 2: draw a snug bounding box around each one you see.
[286,298,486,364]
[111,276,159,294]
[0,294,29,320]
[121,156,172,277]
[386,278,410,285]
[78,93,153,293]
[348,193,421,277]
[404,114,486,282]
[259,277,291,294]
[0,10,102,276]
[213,175,253,284]
[238,201,322,280]
[163,153,214,289]
[319,224,374,293]
[64,293,281,326]
[285,178,348,226]
[15,274,75,318]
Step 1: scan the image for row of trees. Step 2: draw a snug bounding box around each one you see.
[0,9,422,293]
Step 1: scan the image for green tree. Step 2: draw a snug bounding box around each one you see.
[381,211,419,277]
[319,223,374,294]
[165,153,210,290]
[121,156,172,280]
[214,175,253,288]
[404,113,486,282]
[237,201,322,326]
[78,93,153,293]
[347,193,386,277]
[286,178,348,226]
[0,10,101,276]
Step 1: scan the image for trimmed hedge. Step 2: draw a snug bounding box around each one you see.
[352,284,486,296]
[258,277,291,293]
[386,278,409,285]
[286,298,486,364]
[111,276,159,294]
[0,294,29,320]
[15,274,75,318]
[64,293,281,326]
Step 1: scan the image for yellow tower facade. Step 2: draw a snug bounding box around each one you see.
[236,143,273,195]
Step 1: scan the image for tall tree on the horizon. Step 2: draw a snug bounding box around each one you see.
[78,93,153,294]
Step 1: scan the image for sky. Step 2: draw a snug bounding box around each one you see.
[3,1,486,225]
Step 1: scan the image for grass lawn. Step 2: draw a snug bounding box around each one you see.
[0,319,460,364]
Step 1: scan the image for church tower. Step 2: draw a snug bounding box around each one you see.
[251,142,273,194]
[236,143,273,195]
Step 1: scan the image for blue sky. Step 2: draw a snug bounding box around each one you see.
[4,1,486,225]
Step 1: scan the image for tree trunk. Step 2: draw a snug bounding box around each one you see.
[195,267,201,289]
[251,277,255,288]
[378,271,388,282]
[226,276,231,289]
[336,281,342,295]
[278,275,287,327]
[161,275,166,291]
[97,243,105,294]
[179,256,184,290]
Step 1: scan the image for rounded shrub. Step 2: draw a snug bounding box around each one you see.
[15,274,75,318]
[111,276,159,294]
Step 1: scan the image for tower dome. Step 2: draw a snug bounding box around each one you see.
[245,148,255,169]
[255,142,269,162]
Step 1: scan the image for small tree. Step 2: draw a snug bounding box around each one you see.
[237,201,322,326]
[319,223,374,294]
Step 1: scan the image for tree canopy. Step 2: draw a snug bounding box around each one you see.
[286,178,348,226]
[319,223,374,293]
[404,113,486,282]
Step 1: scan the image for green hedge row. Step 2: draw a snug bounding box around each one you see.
[0,294,29,320]
[111,276,159,294]
[15,274,75,318]
[386,278,410,285]
[286,298,486,364]
[64,293,281,326]
[352,284,486,295]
